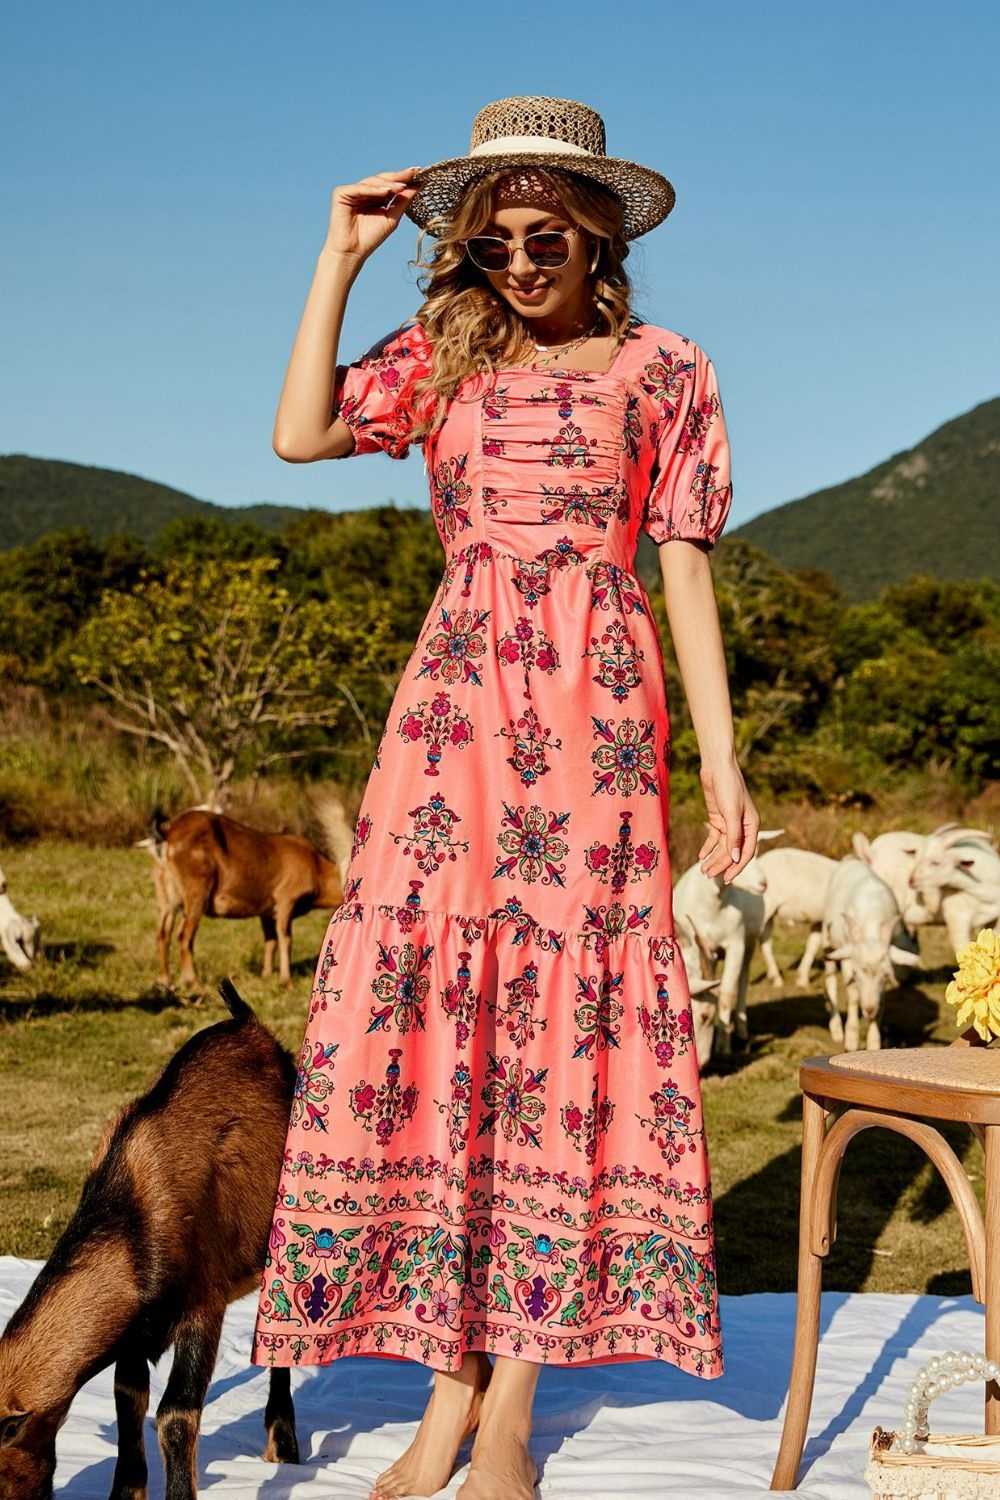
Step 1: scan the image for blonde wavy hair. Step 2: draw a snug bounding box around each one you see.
[402,166,634,446]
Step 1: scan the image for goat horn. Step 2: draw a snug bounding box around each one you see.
[936,827,996,850]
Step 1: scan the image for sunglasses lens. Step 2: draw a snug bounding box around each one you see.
[466,237,512,271]
[524,232,571,268]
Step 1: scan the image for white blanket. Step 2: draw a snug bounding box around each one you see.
[1,1257,988,1497]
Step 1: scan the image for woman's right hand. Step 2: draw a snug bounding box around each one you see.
[324,167,422,265]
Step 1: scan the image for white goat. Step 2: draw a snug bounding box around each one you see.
[677,971,724,1071]
[673,830,784,1061]
[822,849,922,1051]
[907,826,1000,947]
[0,866,41,972]
[733,847,839,987]
[859,825,1000,954]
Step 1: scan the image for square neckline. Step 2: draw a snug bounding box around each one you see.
[500,316,644,381]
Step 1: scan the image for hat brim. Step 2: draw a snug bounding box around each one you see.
[403,152,676,242]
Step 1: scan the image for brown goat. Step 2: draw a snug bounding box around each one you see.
[0,980,300,1499]
[146,807,346,993]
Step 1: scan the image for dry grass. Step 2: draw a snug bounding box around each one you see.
[0,686,363,846]
[0,841,977,1298]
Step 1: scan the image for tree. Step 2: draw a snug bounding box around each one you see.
[70,555,392,806]
[699,540,843,784]
[0,526,153,687]
[154,513,287,567]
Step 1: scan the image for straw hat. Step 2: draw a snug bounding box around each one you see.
[404,95,676,242]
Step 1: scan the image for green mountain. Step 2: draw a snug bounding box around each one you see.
[5,391,998,601]
[729,396,1000,600]
[0,454,292,549]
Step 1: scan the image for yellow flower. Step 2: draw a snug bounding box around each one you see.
[945,928,1000,1041]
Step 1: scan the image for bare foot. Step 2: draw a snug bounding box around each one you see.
[370,1351,492,1499]
[455,1424,538,1499]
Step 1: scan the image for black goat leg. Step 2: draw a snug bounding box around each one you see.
[263,1365,299,1463]
[156,1307,224,1500]
[109,1347,150,1500]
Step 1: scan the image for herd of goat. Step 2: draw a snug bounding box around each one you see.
[3,806,998,1063]
[677,821,999,1062]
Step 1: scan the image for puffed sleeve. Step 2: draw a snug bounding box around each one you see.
[640,343,734,548]
[332,319,433,459]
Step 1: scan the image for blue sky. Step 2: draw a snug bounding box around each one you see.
[2,0,997,530]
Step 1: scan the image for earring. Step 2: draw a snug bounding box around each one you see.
[589,248,600,274]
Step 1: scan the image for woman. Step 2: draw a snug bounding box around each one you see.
[253,95,760,1500]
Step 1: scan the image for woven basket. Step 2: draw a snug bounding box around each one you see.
[866,1428,1000,1497]
[865,1354,1000,1498]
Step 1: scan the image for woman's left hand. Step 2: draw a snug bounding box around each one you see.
[697,754,760,884]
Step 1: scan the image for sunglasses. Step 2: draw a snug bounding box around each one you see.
[463,226,582,273]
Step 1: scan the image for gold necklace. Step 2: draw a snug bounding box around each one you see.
[527,316,604,369]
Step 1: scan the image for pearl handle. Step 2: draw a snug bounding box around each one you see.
[893,1350,1000,1455]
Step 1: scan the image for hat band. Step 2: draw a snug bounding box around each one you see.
[469,134,595,160]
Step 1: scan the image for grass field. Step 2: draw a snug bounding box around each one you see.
[0,841,977,1300]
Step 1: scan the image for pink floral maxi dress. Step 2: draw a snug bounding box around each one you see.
[251,314,734,1377]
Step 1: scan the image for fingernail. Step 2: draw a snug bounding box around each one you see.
[731,848,740,861]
